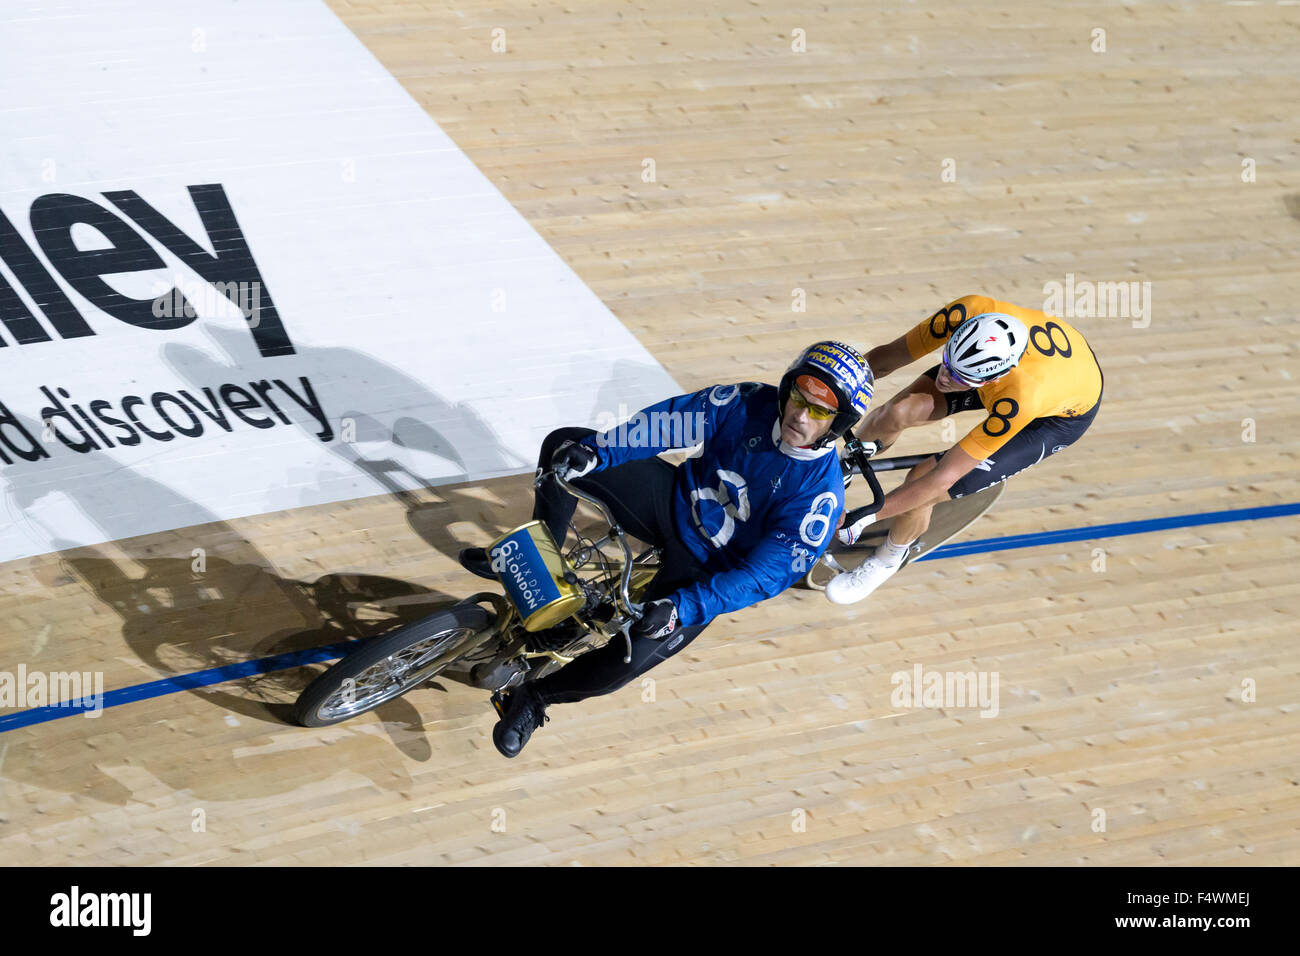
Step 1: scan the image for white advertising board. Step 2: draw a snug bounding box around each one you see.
[0,0,680,563]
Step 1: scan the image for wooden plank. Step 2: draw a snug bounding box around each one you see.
[0,0,1296,867]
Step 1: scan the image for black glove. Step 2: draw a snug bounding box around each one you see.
[551,441,599,480]
[630,598,678,640]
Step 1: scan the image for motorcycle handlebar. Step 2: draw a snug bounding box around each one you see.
[542,466,644,618]
[839,444,945,527]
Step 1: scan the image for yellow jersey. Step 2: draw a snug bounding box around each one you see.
[904,295,1103,460]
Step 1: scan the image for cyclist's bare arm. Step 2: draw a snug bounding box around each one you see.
[853,333,942,449]
[873,445,979,521]
[865,333,914,380]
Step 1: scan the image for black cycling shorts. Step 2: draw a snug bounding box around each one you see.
[922,365,1101,498]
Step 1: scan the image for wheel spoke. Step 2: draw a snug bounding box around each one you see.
[316,626,475,720]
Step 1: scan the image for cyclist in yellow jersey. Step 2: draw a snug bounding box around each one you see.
[825,294,1103,604]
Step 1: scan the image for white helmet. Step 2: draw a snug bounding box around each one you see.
[943,312,1029,384]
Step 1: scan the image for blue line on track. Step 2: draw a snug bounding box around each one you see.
[2,501,1297,734]
[917,501,1300,561]
[0,642,355,732]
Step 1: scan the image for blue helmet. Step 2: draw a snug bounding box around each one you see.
[778,340,874,447]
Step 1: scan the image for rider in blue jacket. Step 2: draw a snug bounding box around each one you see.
[459,341,873,757]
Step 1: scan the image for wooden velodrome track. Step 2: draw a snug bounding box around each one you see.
[2,0,1298,865]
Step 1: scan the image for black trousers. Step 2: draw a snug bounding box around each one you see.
[528,427,711,706]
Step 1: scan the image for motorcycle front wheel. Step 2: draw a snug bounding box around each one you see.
[293,603,494,727]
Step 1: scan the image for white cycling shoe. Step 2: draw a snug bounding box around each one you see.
[824,555,901,605]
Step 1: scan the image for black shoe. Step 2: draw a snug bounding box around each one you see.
[491,684,550,758]
[458,547,496,581]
